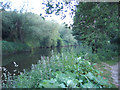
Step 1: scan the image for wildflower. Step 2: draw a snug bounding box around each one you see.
[76,57,82,62]
[13,62,18,67]
[3,67,7,71]
[38,60,41,63]
[103,77,106,79]
[13,70,17,72]
[20,72,23,75]
[77,57,81,60]
[3,73,7,78]
[47,56,49,60]
[67,80,76,88]
[67,80,73,86]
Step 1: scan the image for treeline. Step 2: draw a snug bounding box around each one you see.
[2,11,77,50]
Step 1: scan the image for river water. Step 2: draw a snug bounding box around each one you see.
[2,46,83,75]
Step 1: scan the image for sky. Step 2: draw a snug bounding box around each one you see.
[1,0,75,25]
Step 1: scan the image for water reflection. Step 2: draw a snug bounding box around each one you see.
[2,48,53,74]
[2,46,82,75]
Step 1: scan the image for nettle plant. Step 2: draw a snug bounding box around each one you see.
[2,52,112,88]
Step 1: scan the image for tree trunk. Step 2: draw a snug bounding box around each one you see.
[16,20,24,43]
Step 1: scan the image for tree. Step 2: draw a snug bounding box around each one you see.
[2,11,25,42]
[72,2,119,53]
[59,24,77,45]
[0,1,11,11]
[42,1,119,53]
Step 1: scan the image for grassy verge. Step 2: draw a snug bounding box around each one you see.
[93,62,117,88]
[2,40,31,54]
[2,52,114,88]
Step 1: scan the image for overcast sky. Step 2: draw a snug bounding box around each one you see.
[1,0,75,25]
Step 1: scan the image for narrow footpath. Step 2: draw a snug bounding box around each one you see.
[111,61,120,88]
[103,61,120,88]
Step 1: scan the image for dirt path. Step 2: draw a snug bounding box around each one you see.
[111,61,120,87]
[103,61,120,88]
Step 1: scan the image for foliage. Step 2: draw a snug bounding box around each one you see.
[42,1,119,53]
[2,52,113,88]
[2,40,30,54]
[0,1,11,11]
[59,24,77,46]
[2,11,77,50]
[72,2,119,53]
[42,0,75,19]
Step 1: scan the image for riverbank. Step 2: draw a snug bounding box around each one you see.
[2,52,113,88]
[2,40,79,56]
[2,41,31,55]
[2,44,119,88]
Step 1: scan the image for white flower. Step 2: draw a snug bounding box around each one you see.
[38,60,41,63]
[67,80,77,88]
[76,57,82,62]
[77,57,81,60]
[13,69,17,72]
[13,62,18,67]
[67,80,73,86]
[3,67,7,71]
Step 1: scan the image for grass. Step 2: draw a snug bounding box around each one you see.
[93,62,117,88]
[104,56,119,66]
[2,51,114,88]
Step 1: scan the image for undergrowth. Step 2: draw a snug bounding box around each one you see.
[1,51,114,88]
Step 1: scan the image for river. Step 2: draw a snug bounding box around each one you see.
[2,46,82,75]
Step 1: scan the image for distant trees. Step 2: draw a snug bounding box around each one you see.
[2,11,77,48]
[59,25,77,46]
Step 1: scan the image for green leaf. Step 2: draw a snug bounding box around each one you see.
[86,72,95,80]
[82,82,98,88]
[58,83,66,88]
